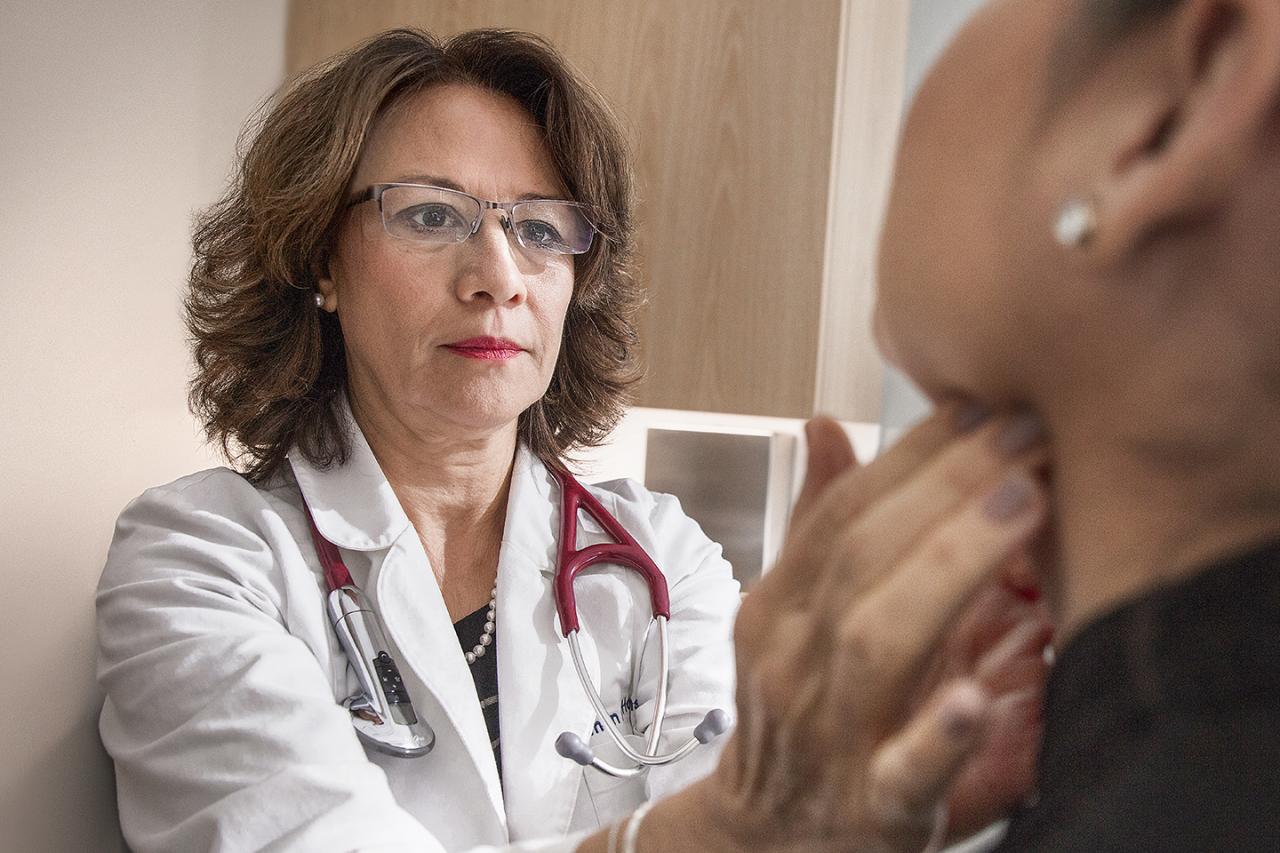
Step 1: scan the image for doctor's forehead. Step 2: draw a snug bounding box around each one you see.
[351,83,567,199]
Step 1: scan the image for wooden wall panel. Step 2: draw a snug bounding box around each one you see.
[287,0,843,418]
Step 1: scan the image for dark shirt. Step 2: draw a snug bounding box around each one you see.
[995,539,1280,852]
[453,603,501,783]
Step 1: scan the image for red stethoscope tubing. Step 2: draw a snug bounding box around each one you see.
[305,504,355,591]
[549,467,671,636]
[303,466,720,773]
[305,469,673,635]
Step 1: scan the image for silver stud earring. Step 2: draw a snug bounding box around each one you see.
[1054,197,1099,249]
[313,292,325,309]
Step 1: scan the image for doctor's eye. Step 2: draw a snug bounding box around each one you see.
[392,203,472,240]
[515,218,569,252]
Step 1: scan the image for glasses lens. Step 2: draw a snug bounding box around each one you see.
[511,202,596,255]
[379,186,479,243]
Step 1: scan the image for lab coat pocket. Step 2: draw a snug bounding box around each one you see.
[570,731,650,830]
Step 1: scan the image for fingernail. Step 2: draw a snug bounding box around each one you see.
[943,708,979,740]
[953,402,992,433]
[941,686,986,739]
[984,473,1038,522]
[995,413,1045,457]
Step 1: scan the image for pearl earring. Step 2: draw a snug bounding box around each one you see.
[1054,197,1098,249]
[313,292,325,309]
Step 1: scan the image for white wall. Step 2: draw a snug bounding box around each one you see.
[0,1,286,848]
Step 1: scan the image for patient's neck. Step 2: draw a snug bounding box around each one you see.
[1046,396,1280,643]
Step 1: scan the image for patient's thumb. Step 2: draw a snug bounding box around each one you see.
[793,416,858,518]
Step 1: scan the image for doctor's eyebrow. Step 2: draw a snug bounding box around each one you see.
[386,173,567,201]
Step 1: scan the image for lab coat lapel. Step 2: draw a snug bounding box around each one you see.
[288,402,506,829]
[497,448,602,839]
[374,530,508,827]
[287,398,408,552]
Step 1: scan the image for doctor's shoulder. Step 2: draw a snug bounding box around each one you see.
[581,475,738,594]
[98,465,312,617]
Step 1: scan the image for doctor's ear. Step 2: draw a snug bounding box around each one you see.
[1061,0,1280,262]
[312,258,339,313]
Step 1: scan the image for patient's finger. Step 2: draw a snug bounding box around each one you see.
[790,403,1007,563]
[831,469,1047,714]
[790,416,859,521]
[766,405,975,598]
[841,400,992,512]
[811,416,1046,609]
[865,680,991,845]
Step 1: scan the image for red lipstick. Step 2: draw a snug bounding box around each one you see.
[443,336,524,361]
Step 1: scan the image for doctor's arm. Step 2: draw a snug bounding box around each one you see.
[577,408,1051,853]
[96,478,449,853]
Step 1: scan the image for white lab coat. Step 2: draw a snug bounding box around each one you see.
[96,416,740,853]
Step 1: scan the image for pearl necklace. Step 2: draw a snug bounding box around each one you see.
[465,585,497,665]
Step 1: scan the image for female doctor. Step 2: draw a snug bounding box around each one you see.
[97,26,1052,853]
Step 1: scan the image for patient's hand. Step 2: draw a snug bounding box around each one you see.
[686,407,1051,853]
[935,576,1052,839]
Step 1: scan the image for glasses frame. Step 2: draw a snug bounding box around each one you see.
[345,182,600,256]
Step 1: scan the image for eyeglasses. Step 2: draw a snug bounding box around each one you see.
[346,183,599,256]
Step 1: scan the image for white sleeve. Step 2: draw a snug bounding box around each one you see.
[96,477,589,853]
[630,490,741,800]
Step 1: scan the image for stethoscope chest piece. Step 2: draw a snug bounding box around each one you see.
[549,469,731,778]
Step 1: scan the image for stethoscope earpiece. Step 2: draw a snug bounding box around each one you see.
[555,731,595,766]
[693,708,731,744]
[556,706,731,774]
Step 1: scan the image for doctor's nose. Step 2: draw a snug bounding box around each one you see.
[453,212,529,306]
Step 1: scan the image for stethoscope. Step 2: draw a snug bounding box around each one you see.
[302,467,730,777]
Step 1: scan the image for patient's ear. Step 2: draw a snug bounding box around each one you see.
[1096,0,1280,261]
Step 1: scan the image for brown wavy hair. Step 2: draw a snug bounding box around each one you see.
[187,28,640,482]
